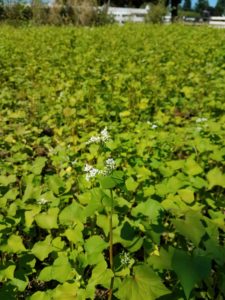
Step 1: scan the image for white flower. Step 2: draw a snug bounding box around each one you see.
[84,158,116,182]
[100,127,110,142]
[86,135,101,145]
[196,117,207,123]
[37,197,48,205]
[86,127,110,145]
[120,251,131,267]
[84,163,101,181]
[151,124,158,129]
[84,163,92,172]
[105,158,116,172]
[147,121,158,129]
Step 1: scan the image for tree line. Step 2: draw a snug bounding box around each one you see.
[0,0,224,26]
[99,0,225,16]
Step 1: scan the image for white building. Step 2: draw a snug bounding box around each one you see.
[107,6,150,24]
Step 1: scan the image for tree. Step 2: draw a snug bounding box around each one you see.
[183,0,192,11]
[195,0,209,13]
[215,0,225,15]
[145,0,167,23]
[169,0,182,20]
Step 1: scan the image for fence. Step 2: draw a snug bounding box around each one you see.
[209,16,225,28]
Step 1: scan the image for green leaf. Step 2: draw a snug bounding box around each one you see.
[219,273,225,297]
[31,235,53,261]
[10,277,28,292]
[96,213,118,236]
[125,177,139,192]
[135,166,151,182]
[119,110,131,118]
[116,265,170,300]
[113,220,143,252]
[25,205,41,228]
[156,176,185,196]
[0,175,17,186]
[51,282,80,300]
[50,256,74,283]
[63,221,84,244]
[85,235,108,253]
[86,260,113,298]
[22,175,34,202]
[83,188,104,216]
[99,171,124,189]
[181,86,194,99]
[29,291,52,300]
[22,174,42,202]
[39,256,74,283]
[96,214,109,236]
[143,186,155,197]
[101,190,114,208]
[131,199,164,224]
[172,250,211,299]
[148,246,175,270]
[48,175,64,195]
[111,171,124,185]
[4,188,19,200]
[204,220,225,265]
[59,202,84,225]
[166,160,184,170]
[99,175,116,189]
[207,167,225,189]
[35,207,59,229]
[184,158,203,176]
[190,176,208,189]
[52,237,65,251]
[0,265,16,281]
[178,189,195,204]
[32,157,47,175]
[7,235,26,253]
[84,235,108,265]
[172,211,205,246]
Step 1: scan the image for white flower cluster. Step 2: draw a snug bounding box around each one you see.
[147,121,158,129]
[151,124,158,129]
[84,158,116,181]
[86,127,110,145]
[84,163,101,181]
[37,197,48,205]
[100,127,110,142]
[120,251,131,267]
[196,117,207,123]
[105,158,116,172]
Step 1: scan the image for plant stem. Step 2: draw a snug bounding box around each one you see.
[108,189,114,300]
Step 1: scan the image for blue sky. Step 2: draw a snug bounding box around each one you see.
[191,0,217,7]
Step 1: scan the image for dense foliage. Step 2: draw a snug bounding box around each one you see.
[0,24,225,299]
[0,0,114,26]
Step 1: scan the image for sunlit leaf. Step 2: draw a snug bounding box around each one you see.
[35,207,59,229]
[116,265,170,300]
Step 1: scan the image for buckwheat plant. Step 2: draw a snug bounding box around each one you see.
[86,127,110,145]
[196,117,207,123]
[84,127,123,300]
[83,158,116,181]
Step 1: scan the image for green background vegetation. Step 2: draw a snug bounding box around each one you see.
[0,24,225,299]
